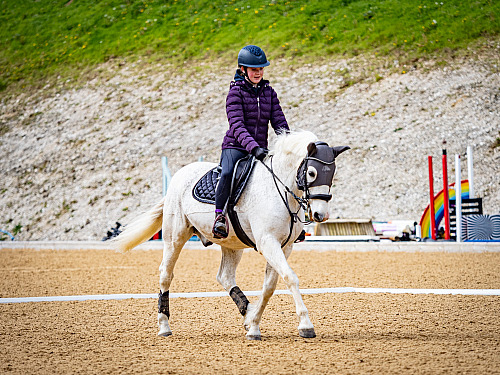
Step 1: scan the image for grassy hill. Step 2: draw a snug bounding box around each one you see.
[1,0,499,92]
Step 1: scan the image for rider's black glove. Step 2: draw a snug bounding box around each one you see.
[252,147,268,161]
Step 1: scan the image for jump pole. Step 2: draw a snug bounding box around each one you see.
[427,156,437,240]
[442,150,451,240]
[455,155,462,242]
[467,146,474,199]
[161,156,172,197]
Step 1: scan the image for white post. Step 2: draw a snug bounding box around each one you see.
[161,156,172,197]
[467,145,474,199]
[455,154,462,242]
[415,224,422,239]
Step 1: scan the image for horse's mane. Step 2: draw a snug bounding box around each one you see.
[270,130,318,170]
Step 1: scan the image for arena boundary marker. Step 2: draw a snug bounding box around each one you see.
[2,287,499,304]
[1,240,500,252]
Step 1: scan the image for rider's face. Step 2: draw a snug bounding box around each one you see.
[245,67,264,84]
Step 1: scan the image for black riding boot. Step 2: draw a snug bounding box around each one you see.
[212,213,228,239]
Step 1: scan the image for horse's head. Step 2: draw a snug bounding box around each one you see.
[296,142,350,222]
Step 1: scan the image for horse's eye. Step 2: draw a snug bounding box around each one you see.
[306,166,317,182]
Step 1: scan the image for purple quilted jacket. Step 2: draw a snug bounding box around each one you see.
[222,74,289,153]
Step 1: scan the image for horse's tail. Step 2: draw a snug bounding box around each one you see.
[109,199,164,253]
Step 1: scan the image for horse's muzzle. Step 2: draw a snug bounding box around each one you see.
[312,211,329,222]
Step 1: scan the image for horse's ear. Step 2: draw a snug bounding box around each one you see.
[307,142,317,156]
[332,146,350,158]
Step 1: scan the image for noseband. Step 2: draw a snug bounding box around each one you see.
[296,142,336,202]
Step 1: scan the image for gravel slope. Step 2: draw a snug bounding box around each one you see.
[1,49,499,240]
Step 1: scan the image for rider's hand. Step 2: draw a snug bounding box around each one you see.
[252,147,268,161]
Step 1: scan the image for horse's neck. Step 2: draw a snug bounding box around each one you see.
[267,153,302,203]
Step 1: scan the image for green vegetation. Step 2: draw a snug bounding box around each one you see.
[493,132,500,149]
[0,0,498,91]
[0,223,22,241]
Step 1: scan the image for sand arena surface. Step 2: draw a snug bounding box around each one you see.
[1,248,499,374]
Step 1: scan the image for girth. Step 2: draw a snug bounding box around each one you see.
[227,157,299,250]
[225,156,259,249]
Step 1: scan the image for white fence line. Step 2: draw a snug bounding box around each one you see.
[1,240,499,252]
[2,287,500,304]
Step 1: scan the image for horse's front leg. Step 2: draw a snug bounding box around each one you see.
[243,261,279,340]
[258,238,316,338]
[243,243,294,339]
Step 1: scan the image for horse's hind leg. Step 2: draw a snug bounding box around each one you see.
[216,247,250,316]
[157,213,192,337]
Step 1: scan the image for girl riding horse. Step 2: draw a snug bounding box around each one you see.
[213,45,290,238]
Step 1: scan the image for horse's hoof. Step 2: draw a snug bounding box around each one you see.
[246,335,261,341]
[158,331,172,337]
[299,328,316,338]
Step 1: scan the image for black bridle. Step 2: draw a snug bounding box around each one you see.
[259,141,341,246]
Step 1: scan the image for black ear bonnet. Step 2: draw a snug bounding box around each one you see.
[296,142,350,201]
[296,142,336,190]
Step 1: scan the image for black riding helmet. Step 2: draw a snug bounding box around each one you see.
[237,45,270,68]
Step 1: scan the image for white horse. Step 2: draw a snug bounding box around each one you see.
[111,131,349,340]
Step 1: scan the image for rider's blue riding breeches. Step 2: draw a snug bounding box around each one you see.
[215,148,248,211]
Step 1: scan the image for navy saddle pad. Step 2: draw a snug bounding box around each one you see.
[192,155,256,206]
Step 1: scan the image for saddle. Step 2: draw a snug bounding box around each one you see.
[192,155,257,248]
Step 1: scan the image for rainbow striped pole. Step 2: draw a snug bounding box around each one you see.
[428,156,436,240]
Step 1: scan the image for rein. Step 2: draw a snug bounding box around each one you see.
[259,156,313,247]
[263,156,310,219]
